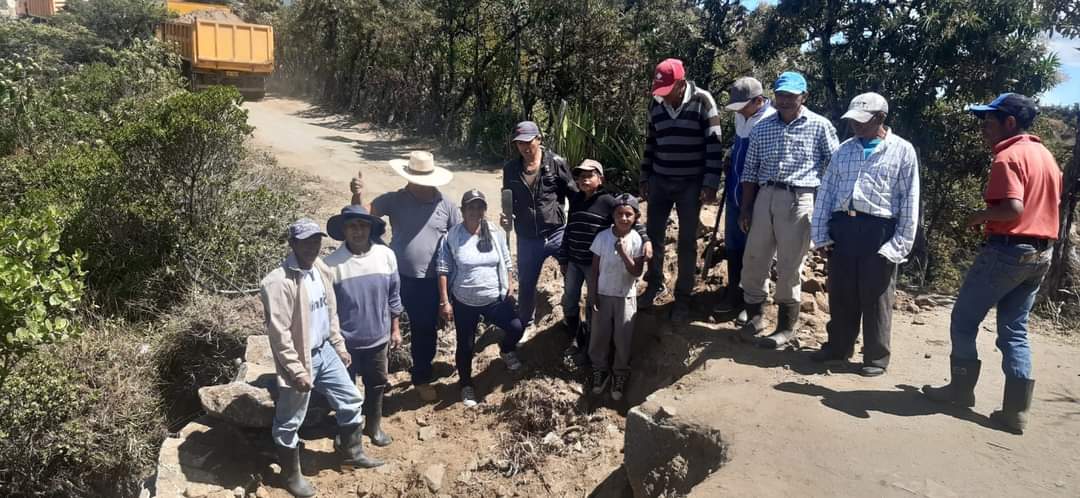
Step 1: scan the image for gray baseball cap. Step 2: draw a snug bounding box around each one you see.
[287,218,327,240]
[512,121,541,142]
[725,77,764,111]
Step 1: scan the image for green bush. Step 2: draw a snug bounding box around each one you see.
[0,207,86,385]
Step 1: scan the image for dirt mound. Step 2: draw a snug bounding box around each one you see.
[174,9,246,24]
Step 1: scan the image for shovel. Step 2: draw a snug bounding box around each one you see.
[700,187,727,278]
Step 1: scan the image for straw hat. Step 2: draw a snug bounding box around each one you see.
[389,151,453,187]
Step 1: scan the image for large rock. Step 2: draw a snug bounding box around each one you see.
[199,383,275,429]
[155,416,257,498]
[624,400,727,498]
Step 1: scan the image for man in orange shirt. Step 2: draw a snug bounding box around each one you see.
[923,93,1062,435]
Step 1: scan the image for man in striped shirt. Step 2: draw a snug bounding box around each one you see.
[810,92,920,377]
[639,58,724,321]
[739,71,839,349]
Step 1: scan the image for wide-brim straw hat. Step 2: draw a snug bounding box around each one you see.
[389,151,453,187]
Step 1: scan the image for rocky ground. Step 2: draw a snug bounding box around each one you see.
[149,97,1080,498]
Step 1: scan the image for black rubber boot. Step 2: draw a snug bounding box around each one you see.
[714,256,745,318]
[990,377,1035,435]
[275,445,316,497]
[563,316,580,339]
[922,357,981,407]
[335,423,384,468]
[363,386,393,447]
[758,303,799,349]
[738,301,766,342]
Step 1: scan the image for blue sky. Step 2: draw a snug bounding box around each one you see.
[740,0,1080,106]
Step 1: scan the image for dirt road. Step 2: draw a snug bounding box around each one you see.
[245,97,507,216]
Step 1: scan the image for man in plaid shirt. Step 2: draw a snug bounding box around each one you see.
[809,92,920,376]
[739,72,839,349]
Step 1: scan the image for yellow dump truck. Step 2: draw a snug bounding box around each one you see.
[15,0,65,17]
[157,1,275,98]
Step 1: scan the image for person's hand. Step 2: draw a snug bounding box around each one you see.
[500,213,513,231]
[643,241,654,261]
[700,187,718,204]
[390,328,403,349]
[349,173,363,195]
[639,181,649,201]
[589,293,599,312]
[293,374,313,393]
[560,262,568,276]
[439,302,454,323]
[615,237,626,256]
[337,350,352,368]
[739,210,752,233]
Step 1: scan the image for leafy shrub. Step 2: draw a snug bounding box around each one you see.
[0,207,86,385]
[61,0,168,49]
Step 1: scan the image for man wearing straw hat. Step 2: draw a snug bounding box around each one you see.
[354,151,461,402]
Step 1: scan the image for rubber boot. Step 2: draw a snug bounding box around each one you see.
[714,256,745,318]
[335,423,384,468]
[362,386,393,447]
[758,303,799,349]
[275,445,316,497]
[738,301,766,342]
[989,377,1035,435]
[922,357,981,407]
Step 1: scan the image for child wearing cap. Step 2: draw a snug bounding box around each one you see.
[588,195,646,401]
[559,159,651,367]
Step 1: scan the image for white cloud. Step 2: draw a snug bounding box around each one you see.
[1044,33,1080,68]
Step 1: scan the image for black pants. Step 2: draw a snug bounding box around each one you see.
[824,213,897,368]
[346,343,389,418]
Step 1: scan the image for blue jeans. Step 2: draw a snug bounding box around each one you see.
[452,297,524,386]
[950,241,1051,380]
[645,175,702,300]
[401,276,440,385]
[273,341,363,448]
[517,229,564,325]
[561,261,593,349]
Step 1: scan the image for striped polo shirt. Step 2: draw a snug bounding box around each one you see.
[640,81,725,188]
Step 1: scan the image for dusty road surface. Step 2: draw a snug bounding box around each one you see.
[245,97,506,215]
[237,96,1080,498]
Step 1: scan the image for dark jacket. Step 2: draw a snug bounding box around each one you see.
[502,147,577,240]
[559,186,649,265]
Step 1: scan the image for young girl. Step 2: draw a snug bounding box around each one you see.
[588,194,647,401]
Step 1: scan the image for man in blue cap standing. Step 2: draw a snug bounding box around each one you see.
[923,93,1062,435]
[738,71,839,349]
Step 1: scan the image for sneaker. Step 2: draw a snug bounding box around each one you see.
[611,374,628,401]
[501,351,523,372]
[461,386,478,407]
[591,370,610,395]
[860,365,886,377]
[810,348,847,364]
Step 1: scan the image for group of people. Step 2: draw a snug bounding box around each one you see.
[258,57,1064,497]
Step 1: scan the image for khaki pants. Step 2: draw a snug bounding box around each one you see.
[590,295,637,376]
[740,185,814,305]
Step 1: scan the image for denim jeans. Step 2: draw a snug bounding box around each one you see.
[452,297,524,386]
[517,229,564,325]
[645,175,702,301]
[561,261,593,349]
[950,241,1052,380]
[273,341,363,448]
[401,276,440,385]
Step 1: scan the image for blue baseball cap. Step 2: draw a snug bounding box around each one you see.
[968,93,1038,123]
[773,71,807,95]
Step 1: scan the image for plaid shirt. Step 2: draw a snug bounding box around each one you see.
[742,106,839,187]
[811,130,920,263]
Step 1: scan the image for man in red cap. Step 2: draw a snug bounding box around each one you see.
[639,58,724,321]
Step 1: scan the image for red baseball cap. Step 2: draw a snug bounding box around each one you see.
[652,58,686,96]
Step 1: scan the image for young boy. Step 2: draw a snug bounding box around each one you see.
[559,160,651,366]
[588,194,647,401]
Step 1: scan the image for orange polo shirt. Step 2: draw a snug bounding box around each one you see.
[984,134,1062,239]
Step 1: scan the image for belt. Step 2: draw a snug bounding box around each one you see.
[311,338,329,353]
[832,210,894,221]
[764,180,815,193]
[987,234,1052,250]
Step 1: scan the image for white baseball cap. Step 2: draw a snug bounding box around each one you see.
[841,92,889,123]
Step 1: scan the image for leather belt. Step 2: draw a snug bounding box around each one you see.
[987,234,1052,250]
[764,180,815,193]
